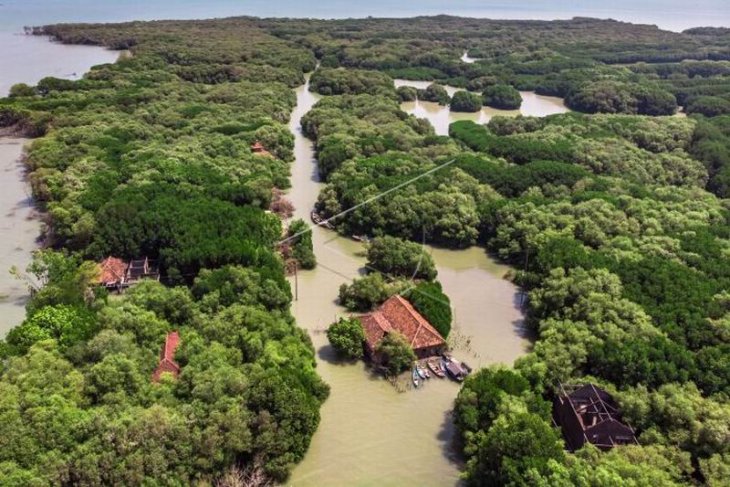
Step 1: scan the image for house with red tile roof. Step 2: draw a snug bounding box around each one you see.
[251,141,273,158]
[152,331,181,382]
[97,257,128,289]
[360,295,446,359]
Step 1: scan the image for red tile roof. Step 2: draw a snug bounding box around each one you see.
[251,141,274,158]
[152,331,181,382]
[360,295,445,352]
[98,257,128,285]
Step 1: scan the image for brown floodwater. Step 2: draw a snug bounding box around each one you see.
[0,36,121,336]
[394,79,569,135]
[286,75,529,486]
[0,33,120,96]
[0,138,39,336]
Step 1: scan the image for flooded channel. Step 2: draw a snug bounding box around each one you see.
[286,75,529,486]
[394,79,569,135]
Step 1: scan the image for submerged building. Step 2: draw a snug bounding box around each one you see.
[554,383,638,451]
[360,295,446,359]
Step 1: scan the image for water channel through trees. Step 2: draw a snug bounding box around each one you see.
[285,74,549,486]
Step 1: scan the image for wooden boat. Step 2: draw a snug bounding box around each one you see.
[310,210,335,230]
[310,210,322,224]
[412,367,420,388]
[445,361,465,382]
[428,359,445,378]
[416,364,427,380]
[351,234,370,243]
[421,364,431,379]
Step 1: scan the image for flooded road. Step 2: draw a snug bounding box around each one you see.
[394,79,569,135]
[0,138,39,336]
[286,75,529,486]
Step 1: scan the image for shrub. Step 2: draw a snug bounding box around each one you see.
[450,90,483,112]
[326,317,365,359]
[375,331,416,375]
[482,84,522,109]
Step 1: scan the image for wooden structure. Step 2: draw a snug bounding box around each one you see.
[97,256,159,290]
[126,257,160,284]
[360,295,446,359]
[554,383,638,451]
[152,331,181,382]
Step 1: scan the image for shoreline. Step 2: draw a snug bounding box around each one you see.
[0,36,122,334]
[0,137,40,336]
[0,31,121,96]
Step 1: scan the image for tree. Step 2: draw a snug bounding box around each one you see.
[8,83,36,98]
[326,317,365,359]
[403,281,452,338]
[287,219,316,269]
[366,236,437,281]
[686,96,730,117]
[338,273,406,311]
[375,331,415,376]
[451,90,483,112]
[482,85,522,109]
[464,411,564,486]
[417,83,450,105]
[15,250,100,315]
[4,304,96,355]
[396,86,417,102]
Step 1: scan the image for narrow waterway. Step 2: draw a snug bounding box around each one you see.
[394,79,569,135]
[286,75,530,486]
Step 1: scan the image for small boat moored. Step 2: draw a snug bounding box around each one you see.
[412,366,420,388]
[427,358,445,378]
[351,234,370,243]
[310,210,335,230]
[416,364,427,380]
[445,361,465,382]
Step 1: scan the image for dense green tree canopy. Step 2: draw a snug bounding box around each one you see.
[450,90,483,112]
[326,317,365,359]
[366,235,437,281]
[482,84,522,110]
[1,13,729,486]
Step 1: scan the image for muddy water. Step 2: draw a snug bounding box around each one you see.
[286,76,529,486]
[394,79,569,135]
[0,138,39,336]
[0,33,120,96]
[0,35,121,335]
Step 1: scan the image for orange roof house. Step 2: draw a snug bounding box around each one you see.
[251,141,273,158]
[98,257,128,288]
[152,331,182,382]
[360,295,446,359]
